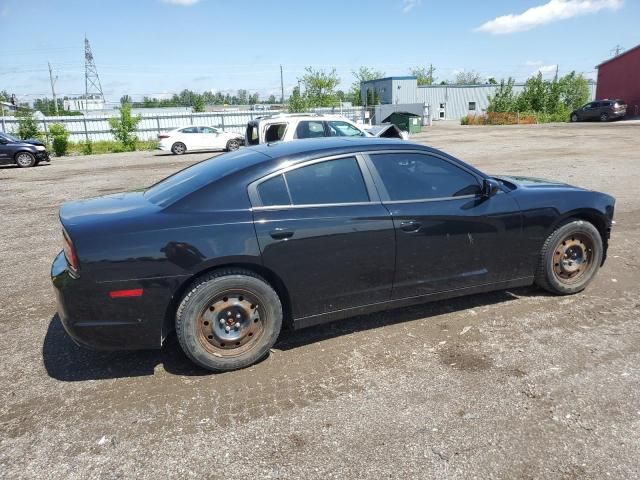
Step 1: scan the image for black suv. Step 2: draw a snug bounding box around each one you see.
[0,132,50,168]
[570,99,627,122]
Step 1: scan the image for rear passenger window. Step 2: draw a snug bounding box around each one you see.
[295,121,326,139]
[370,153,481,200]
[258,175,290,206]
[285,158,369,205]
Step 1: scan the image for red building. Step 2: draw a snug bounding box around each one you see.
[596,44,640,117]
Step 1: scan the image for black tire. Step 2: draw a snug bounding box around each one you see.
[171,142,187,155]
[600,112,609,122]
[176,268,283,372]
[571,113,579,122]
[225,139,240,152]
[535,219,603,295]
[15,151,36,168]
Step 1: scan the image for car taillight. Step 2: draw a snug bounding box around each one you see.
[158,134,170,139]
[63,230,79,273]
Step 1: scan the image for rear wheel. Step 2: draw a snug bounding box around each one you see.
[225,139,240,151]
[535,219,603,295]
[15,152,36,168]
[176,269,283,372]
[171,142,186,155]
[600,112,609,122]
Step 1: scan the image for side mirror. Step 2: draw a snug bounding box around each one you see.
[0,139,7,145]
[482,178,500,198]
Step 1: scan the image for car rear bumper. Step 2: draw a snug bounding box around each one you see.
[51,251,172,350]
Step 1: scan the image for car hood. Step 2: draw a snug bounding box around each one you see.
[22,138,46,147]
[493,175,583,190]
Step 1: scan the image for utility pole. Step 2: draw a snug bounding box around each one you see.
[554,64,559,82]
[280,65,285,104]
[428,64,434,85]
[48,62,59,115]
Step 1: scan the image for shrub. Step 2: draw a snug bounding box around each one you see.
[82,139,93,155]
[67,140,157,156]
[108,103,141,151]
[48,123,70,157]
[16,109,41,140]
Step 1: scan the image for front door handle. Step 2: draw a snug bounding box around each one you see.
[270,228,294,240]
[399,220,421,232]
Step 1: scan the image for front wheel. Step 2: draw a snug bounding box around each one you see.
[225,139,240,151]
[535,219,603,295]
[176,269,283,372]
[571,113,579,122]
[15,152,36,168]
[600,113,609,122]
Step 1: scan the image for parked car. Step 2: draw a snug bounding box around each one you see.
[52,138,615,372]
[157,126,244,155]
[245,114,407,145]
[570,99,627,122]
[0,132,50,167]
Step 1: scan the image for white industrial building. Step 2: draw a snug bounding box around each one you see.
[361,76,596,121]
[63,96,106,112]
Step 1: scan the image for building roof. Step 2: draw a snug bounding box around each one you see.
[361,76,417,84]
[596,43,640,68]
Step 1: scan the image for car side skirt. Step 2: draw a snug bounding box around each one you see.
[292,276,534,330]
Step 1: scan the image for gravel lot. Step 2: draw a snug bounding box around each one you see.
[1,122,639,479]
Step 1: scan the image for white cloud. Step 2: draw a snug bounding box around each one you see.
[525,60,544,66]
[475,0,622,35]
[402,0,421,14]
[161,0,200,5]
[534,64,558,76]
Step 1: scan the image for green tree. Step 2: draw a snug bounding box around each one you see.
[16,109,40,140]
[237,89,248,105]
[192,95,205,112]
[299,67,340,108]
[558,71,590,110]
[487,77,517,112]
[410,65,436,86]
[108,103,141,151]
[120,95,132,106]
[454,70,483,85]
[349,66,385,105]
[267,94,277,104]
[288,86,307,113]
[49,123,70,157]
[487,77,498,85]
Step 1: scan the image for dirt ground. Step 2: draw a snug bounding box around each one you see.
[1,121,639,479]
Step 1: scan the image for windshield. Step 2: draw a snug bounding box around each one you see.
[0,132,19,142]
[144,149,266,207]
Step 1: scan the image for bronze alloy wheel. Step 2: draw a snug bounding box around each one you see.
[551,233,596,285]
[197,290,264,357]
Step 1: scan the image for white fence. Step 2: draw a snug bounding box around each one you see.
[0,107,367,143]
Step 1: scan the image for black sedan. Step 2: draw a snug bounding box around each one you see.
[51,138,615,372]
[0,132,50,167]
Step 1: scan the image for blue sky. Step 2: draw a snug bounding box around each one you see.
[0,0,638,105]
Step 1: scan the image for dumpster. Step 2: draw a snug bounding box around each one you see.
[382,112,422,134]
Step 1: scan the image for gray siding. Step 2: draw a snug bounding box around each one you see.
[361,77,418,105]
[417,83,597,120]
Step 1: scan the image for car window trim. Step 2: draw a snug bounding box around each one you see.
[361,149,485,203]
[248,153,381,209]
[262,122,288,143]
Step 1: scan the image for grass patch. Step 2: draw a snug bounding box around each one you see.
[66,140,158,155]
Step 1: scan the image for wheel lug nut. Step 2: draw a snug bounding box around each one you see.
[219,318,225,325]
[236,313,241,319]
[225,326,230,333]
[227,311,232,316]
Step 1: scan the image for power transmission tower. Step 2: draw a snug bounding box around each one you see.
[610,44,624,57]
[84,36,104,109]
[48,62,59,115]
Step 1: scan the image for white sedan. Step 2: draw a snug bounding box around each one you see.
[158,126,244,155]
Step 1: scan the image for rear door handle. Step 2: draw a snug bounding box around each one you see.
[270,228,294,240]
[399,220,421,232]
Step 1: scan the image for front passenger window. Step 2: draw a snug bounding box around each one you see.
[295,121,326,139]
[370,153,481,201]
